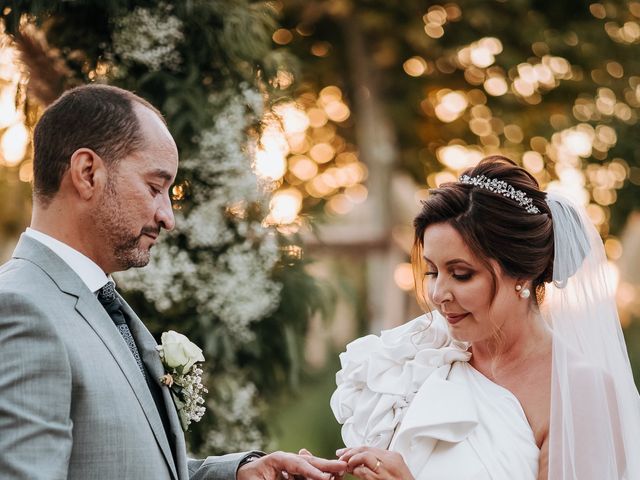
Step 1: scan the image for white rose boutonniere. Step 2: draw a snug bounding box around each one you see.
[156,330,208,431]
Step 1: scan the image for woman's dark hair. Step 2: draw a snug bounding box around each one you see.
[412,155,554,310]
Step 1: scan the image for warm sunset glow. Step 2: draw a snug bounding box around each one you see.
[1,122,29,166]
[0,89,17,128]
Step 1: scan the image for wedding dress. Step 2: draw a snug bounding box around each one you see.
[330,312,539,480]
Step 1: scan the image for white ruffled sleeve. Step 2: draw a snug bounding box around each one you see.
[330,313,471,449]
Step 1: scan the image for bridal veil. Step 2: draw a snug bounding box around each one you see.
[544,191,640,479]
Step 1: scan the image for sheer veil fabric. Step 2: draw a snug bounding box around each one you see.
[544,192,640,479]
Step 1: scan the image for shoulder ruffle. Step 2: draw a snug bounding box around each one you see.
[330,313,471,448]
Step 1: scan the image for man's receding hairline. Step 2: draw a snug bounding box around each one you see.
[130,101,175,155]
[130,96,167,126]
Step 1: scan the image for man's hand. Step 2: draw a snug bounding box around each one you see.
[237,451,346,480]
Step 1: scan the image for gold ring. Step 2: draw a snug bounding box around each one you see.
[373,458,382,472]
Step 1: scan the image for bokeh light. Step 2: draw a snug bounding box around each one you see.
[1,122,28,166]
[434,90,468,122]
[394,262,414,291]
[268,188,303,225]
[252,85,368,226]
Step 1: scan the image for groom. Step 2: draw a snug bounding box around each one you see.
[0,85,344,480]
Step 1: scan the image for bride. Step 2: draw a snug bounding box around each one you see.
[330,156,640,479]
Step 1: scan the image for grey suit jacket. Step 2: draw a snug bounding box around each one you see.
[0,235,257,479]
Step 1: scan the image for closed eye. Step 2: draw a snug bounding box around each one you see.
[453,273,472,281]
[424,271,473,281]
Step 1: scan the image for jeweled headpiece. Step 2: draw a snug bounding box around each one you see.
[458,174,541,214]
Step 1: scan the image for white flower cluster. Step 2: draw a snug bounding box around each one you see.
[118,87,282,342]
[203,240,281,341]
[182,200,235,249]
[174,365,208,429]
[182,91,264,205]
[118,241,197,312]
[112,5,184,71]
[204,377,264,452]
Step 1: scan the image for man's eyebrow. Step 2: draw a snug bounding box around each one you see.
[148,169,174,182]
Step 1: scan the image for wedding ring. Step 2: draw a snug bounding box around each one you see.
[373,458,382,473]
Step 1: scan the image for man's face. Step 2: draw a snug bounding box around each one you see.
[93,105,178,273]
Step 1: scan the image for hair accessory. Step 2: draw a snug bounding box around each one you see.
[459,174,541,214]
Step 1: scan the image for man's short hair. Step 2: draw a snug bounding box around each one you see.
[33,84,165,205]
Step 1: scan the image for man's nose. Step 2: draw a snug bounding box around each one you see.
[156,193,175,231]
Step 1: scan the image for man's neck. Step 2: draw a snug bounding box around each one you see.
[31,205,106,273]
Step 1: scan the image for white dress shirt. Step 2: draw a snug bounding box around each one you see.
[25,228,111,294]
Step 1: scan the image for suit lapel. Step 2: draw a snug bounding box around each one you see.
[12,235,180,480]
[74,296,179,480]
[119,297,190,480]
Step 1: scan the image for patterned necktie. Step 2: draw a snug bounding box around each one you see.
[97,281,147,380]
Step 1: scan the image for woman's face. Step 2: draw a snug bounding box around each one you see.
[421,222,520,343]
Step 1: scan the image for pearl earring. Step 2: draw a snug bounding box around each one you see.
[515,284,530,299]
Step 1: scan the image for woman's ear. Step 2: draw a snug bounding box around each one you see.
[68,148,107,200]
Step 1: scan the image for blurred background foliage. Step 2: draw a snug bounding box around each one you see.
[1,0,639,460]
[1,0,331,456]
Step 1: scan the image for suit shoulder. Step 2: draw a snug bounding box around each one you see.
[0,257,58,294]
[0,259,62,330]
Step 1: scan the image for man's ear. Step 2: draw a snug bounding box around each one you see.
[68,148,107,200]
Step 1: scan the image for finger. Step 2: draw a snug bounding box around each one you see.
[270,453,332,480]
[299,448,312,456]
[336,447,348,457]
[346,452,379,473]
[352,464,376,480]
[337,446,369,463]
[304,455,347,474]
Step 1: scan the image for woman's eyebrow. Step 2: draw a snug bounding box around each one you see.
[423,256,472,267]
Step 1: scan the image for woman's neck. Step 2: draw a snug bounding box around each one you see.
[469,311,552,377]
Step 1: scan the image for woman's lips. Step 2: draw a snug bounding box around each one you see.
[445,313,468,325]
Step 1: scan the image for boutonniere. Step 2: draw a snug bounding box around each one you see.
[156,330,208,431]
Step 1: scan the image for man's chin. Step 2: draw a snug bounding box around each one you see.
[116,249,151,270]
[132,251,151,268]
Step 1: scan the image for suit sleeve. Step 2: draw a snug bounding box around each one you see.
[188,451,265,480]
[0,291,73,479]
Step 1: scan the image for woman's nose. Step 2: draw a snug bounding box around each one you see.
[430,276,453,305]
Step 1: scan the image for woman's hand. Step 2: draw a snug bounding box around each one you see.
[336,446,414,480]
